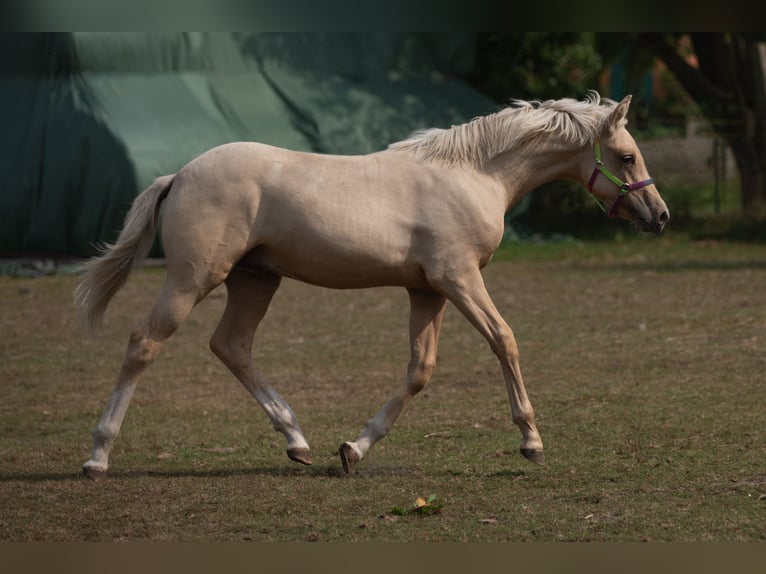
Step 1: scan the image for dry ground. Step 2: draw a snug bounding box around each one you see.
[1,236,765,541]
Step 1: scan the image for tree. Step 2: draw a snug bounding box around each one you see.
[635,33,766,211]
[468,33,603,103]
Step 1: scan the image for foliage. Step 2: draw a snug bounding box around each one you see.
[467,33,603,103]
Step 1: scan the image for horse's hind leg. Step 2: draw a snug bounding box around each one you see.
[209,267,311,466]
[339,288,446,474]
[82,281,204,479]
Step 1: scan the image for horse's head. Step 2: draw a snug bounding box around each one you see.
[585,95,669,233]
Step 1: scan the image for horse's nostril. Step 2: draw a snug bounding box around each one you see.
[653,210,670,234]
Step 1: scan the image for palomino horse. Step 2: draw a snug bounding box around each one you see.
[75,92,668,479]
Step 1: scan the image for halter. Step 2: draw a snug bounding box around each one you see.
[586,139,654,218]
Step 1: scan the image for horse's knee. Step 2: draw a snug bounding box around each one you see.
[406,357,437,395]
[491,327,519,362]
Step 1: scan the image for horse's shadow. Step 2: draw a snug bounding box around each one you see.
[0,464,528,482]
[0,465,342,483]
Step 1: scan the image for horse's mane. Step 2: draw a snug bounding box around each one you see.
[388,91,620,166]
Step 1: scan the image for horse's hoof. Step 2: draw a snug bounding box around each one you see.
[338,443,360,475]
[520,448,546,466]
[82,466,108,481]
[287,447,312,466]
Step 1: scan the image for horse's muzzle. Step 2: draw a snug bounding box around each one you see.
[640,208,669,234]
[654,209,670,234]
[634,207,669,234]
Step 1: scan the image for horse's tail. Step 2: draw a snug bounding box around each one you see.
[75,174,176,333]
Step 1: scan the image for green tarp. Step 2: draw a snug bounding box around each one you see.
[0,33,501,257]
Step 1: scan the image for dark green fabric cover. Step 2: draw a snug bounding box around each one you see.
[0,33,500,257]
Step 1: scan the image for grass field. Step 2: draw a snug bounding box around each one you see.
[1,233,765,541]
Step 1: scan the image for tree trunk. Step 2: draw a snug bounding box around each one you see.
[729,137,765,210]
[726,39,766,211]
[727,83,766,211]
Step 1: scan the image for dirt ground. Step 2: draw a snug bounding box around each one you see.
[1,238,765,541]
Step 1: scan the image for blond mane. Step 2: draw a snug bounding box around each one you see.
[389,91,620,166]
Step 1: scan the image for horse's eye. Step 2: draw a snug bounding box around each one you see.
[622,154,635,166]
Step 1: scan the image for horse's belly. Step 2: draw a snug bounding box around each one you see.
[241,246,429,290]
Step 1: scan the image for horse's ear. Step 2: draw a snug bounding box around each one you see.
[607,94,632,133]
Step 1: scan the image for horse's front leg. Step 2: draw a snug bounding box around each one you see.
[339,288,446,474]
[434,267,545,465]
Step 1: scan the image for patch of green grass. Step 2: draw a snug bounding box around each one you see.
[495,230,766,268]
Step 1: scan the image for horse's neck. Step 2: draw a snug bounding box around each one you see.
[483,141,585,212]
